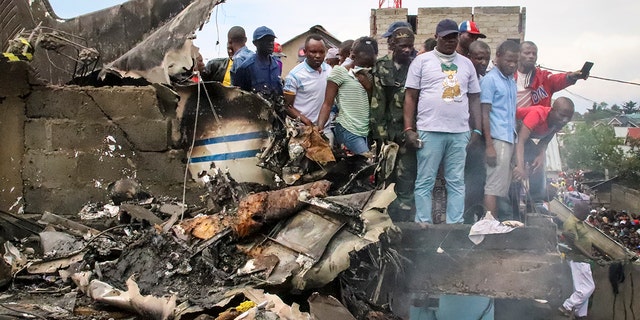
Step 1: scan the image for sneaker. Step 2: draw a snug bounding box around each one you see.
[557,306,572,317]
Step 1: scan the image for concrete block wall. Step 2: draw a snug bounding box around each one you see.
[371,6,526,57]
[371,8,409,55]
[473,6,526,54]
[0,62,196,216]
[0,62,31,214]
[611,184,640,212]
[21,84,194,216]
[415,7,472,46]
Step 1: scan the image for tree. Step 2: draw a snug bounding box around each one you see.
[611,104,621,113]
[618,137,640,185]
[621,100,638,114]
[588,102,608,113]
[582,108,618,124]
[561,124,623,174]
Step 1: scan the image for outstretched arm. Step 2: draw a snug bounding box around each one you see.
[317,81,339,130]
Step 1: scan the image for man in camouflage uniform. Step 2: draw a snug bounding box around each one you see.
[371,27,416,221]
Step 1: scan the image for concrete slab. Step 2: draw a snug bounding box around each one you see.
[393,223,569,302]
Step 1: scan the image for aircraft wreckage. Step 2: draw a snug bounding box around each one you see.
[1,0,639,319]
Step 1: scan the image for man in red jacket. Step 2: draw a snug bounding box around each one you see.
[506,41,588,219]
[515,41,587,108]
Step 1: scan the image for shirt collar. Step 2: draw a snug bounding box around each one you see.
[303,59,329,73]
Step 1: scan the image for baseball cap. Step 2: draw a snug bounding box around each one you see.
[273,42,286,57]
[436,19,459,37]
[253,26,276,41]
[326,47,339,60]
[459,20,487,38]
[382,21,412,38]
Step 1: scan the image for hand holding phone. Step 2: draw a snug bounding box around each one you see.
[579,61,593,80]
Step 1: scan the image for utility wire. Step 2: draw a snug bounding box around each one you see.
[562,88,598,104]
[539,65,640,87]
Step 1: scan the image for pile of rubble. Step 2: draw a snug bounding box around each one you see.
[0,168,404,319]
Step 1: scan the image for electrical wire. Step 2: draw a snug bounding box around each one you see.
[539,65,640,87]
[181,75,202,221]
[561,88,598,104]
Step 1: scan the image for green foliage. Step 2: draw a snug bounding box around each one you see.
[622,100,638,115]
[618,137,640,185]
[582,108,617,124]
[561,123,623,174]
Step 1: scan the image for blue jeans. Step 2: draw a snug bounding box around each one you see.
[525,139,546,203]
[415,131,469,223]
[334,122,369,154]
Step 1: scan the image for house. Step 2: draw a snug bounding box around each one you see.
[279,25,341,76]
[625,127,640,145]
[594,115,638,128]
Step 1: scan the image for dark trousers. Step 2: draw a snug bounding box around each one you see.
[463,140,486,224]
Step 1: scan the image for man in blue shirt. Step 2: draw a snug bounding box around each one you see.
[227,26,253,79]
[232,26,283,96]
[480,40,519,219]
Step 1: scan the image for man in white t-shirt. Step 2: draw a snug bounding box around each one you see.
[283,35,333,142]
[403,19,482,224]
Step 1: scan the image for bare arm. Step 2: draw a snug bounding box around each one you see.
[317,80,339,130]
[355,72,373,102]
[283,92,312,126]
[468,92,482,144]
[403,88,419,130]
[402,88,421,149]
[513,124,532,180]
[468,92,482,132]
[481,102,496,167]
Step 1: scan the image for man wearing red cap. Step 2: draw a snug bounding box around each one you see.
[273,42,286,76]
[457,20,487,57]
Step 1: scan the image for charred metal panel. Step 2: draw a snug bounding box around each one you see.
[0,0,203,84]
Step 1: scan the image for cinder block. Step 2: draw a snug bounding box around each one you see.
[23,150,78,189]
[0,61,31,97]
[24,119,50,151]
[23,185,105,216]
[418,7,472,15]
[76,151,136,182]
[375,8,408,16]
[27,86,108,121]
[86,86,165,120]
[114,117,171,151]
[49,120,122,150]
[474,6,521,14]
[134,150,187,184]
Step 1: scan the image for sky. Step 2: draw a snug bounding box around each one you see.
[49,0,640,114]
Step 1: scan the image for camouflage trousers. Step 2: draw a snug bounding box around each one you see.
[388,143,417,221]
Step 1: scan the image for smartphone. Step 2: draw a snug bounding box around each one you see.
[580,61,594,79]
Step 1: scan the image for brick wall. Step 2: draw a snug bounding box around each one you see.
[0,62,196,216]
[371,6,526,57]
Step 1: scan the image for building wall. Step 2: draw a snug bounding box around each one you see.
[280,32,341,78]
[0,62,197,216]
[281,36,307,78]
[0,62,30,214]
[611,184,640,212]
[371,6,526,57]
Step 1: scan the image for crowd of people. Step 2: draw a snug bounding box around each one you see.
[196,19,589,225]
[193,19,597,318]
[588,207,640,255]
